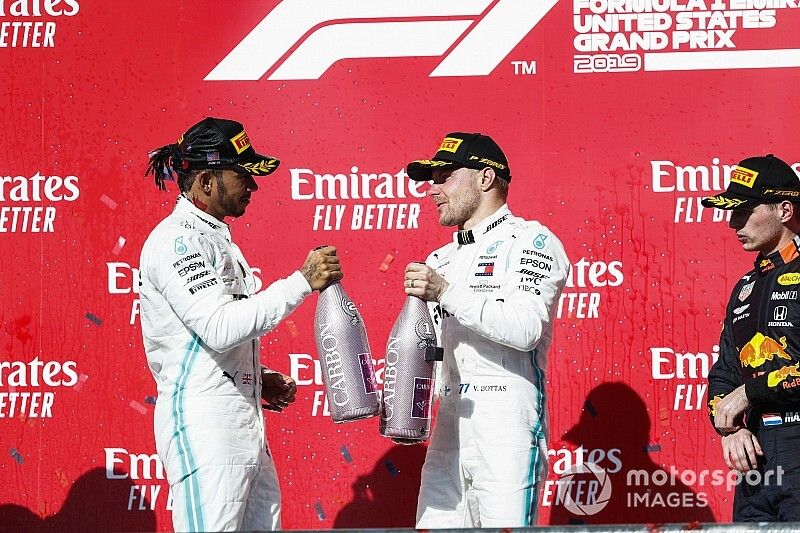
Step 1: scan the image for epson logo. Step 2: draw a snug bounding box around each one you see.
[178,261,205,277]
[205,0,557,81]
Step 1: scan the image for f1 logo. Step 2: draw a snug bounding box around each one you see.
[205,0,558,81]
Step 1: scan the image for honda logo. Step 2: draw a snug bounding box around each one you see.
[205,0,557,81]
[775,306,788,321]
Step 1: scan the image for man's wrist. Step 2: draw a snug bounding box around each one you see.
[744,379,764,406]
[437,280,450,302]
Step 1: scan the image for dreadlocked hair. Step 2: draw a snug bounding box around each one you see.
[145,144,184,191]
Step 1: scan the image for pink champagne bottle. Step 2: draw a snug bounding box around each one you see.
[314,281,380,422]
[380,295,443,443]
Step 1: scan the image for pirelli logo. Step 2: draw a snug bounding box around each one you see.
[730,166,758,188]
[438,137,463,153]
[189,278,218,294]
[231,131,252,154]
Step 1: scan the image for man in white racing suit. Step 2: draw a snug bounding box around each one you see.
[403,132,569,528]
[140,117,341,531]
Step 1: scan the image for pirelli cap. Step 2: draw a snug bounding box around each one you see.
[406,132,512,183]
[701,154,800,210]
[146,117,280,190]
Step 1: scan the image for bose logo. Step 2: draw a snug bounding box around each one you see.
[205,0,557,81]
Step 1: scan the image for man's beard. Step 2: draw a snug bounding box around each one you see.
[216,175,245,217]
[440,181,480,227]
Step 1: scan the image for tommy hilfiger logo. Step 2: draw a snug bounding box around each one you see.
[475,262,495,277]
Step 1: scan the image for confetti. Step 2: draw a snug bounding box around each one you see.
[55,469,69,488]
[584,399,597,418]
[340,445,353,463]
[313,500,326,521]
[100,194,118,210]
[144,396,157,405]
[129,400,148,415]
[9,448,23,464]
[285,320,299,338]
[379,254,395,272]
[384,460,399,477]
[112,236,126,255]
[85,313,102,326]
[73,374,89,392]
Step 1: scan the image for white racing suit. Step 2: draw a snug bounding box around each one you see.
[416,205,569,528]
[139,195,311,531]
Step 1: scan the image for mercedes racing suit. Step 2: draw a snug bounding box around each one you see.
[416,205,570,528]
[708,235,800,521]
[139,195,311,531]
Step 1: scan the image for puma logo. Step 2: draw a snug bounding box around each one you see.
[222,371,239,385]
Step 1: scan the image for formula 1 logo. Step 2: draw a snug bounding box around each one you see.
[205,0,558,81]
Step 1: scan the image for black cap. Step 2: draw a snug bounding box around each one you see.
[146,117,279,190]
[406,132,511,183]
[701,154,800,210]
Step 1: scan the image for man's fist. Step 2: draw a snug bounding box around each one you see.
[404,262,449,302]
[261,371,297,413]
[301,246,343,291]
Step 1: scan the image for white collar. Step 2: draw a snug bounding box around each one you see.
[175,195,231,240]
[452,204,512,245]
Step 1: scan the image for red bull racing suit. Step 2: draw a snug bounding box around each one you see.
[708,235,800,521]
[416,205,570,527]
[139,196,311,531]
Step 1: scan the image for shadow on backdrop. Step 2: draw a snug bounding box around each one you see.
[334,443,427,528]
[547,382,715,526]
[0,467,157,532]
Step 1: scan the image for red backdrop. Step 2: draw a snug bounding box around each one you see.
[2,0,800,529]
